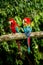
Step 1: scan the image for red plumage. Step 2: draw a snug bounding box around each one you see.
[27,37,30,47]
[9,18,19,33]
[23,17,31,24]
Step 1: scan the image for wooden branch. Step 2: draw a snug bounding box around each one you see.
[0,31,43,42]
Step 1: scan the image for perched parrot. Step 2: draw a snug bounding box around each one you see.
[23,17,32,53]
[9,18,21,53]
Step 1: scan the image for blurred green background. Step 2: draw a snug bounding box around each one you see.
[0,0,43,65]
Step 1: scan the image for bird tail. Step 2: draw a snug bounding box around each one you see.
[27,37,30,53]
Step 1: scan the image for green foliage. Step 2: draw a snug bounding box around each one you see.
[14,16,22,26]
[0,0,43,65]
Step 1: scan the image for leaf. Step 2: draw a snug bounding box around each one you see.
[34,15,40,23]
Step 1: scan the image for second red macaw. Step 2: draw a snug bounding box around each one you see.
[23,17,32,53]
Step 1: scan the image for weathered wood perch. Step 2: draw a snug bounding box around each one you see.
[0,31,43,42]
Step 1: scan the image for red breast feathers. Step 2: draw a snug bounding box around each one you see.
[9,18,19,33]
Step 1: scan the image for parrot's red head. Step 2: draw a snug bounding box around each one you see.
[9,18,19,26]
[23,18,31,26]
[9,18,16,25]
[8,18,19,33]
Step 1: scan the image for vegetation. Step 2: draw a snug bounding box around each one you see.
[0,0,43,65]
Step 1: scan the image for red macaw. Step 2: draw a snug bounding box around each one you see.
[9,18,21,53]
[23,17,32,53]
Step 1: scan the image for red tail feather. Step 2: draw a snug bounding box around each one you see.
[27,37,30,47]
